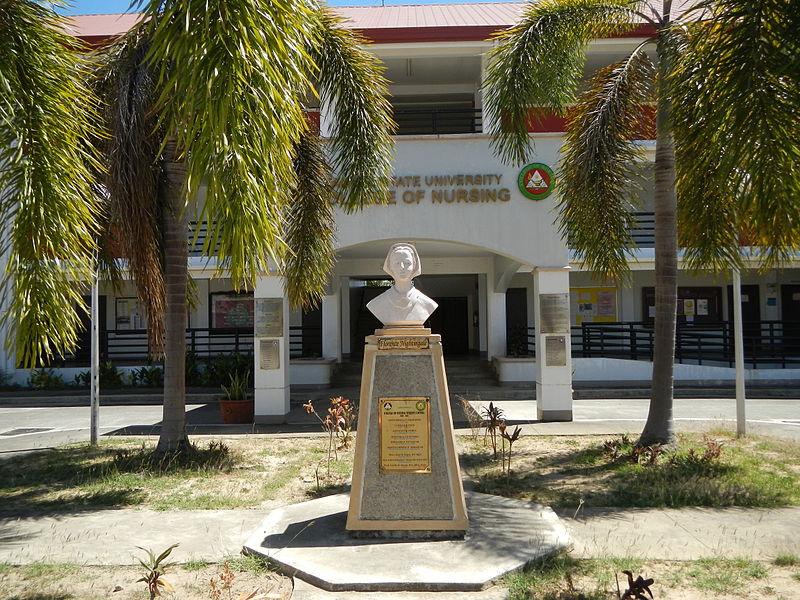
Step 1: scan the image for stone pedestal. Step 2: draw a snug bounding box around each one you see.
[346,329,468,536]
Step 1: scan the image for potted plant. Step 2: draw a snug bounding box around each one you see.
[218,370,254,424]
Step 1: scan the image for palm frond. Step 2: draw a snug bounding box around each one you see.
[557,45,655,281]
[484,0,643,166]
[0,1,102,367]
[284,132,335,310]
[139,0,318,288]
[672,0,800,270]
[95,26,166,356]
[312,9,395,212]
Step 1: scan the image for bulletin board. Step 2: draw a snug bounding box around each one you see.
[570,287,618,325]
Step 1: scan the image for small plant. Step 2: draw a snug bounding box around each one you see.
[481,402,505,459]
[499,422,522,480]
[221,370,250,402]
[74,370,91,387]
[131,366,164,388]
[456,395,483,441]
[136,543,178,599]
[304,396,355,476]
[99,361,126,387]
[28,368,66,390]
[617,569,654,600]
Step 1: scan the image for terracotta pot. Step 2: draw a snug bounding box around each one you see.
[218,396,254,424]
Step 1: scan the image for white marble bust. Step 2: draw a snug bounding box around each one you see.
[367,243,438,328]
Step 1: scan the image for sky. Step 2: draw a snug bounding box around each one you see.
[56,0,505,16]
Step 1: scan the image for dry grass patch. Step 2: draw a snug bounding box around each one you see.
[462,431,800,508]
[0,556,291,600]
[505,555,799,600]
[0,437,353,513]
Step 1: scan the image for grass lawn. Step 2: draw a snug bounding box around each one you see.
[1,554,798,599]
[502,552,800,600]
[467,429,800,508]
[0,436,353,512]
[0,554,291,600]
[0,430,797,512]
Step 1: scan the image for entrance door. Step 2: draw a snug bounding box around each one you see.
[505,288,528,356]
[427,297,469,355]
[781,285,800,356]
[727,285,761,355]
[75,295,107,365]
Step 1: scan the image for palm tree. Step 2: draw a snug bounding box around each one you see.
[485,0,800,444]
[0,0,103,370]
[95,2,393,452]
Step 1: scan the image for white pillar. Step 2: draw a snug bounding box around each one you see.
[487,291,507,360]
[340,278,351,357]
[254,275,290,423]
[533,266,573,421]
[478,274,488,355]
[321,283,341,361]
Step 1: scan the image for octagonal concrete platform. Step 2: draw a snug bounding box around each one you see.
[244,491,570,592]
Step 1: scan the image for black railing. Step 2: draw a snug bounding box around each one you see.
[525,320,800,368]
[394,108,482,135]
[50,326,326,367]
[630,212,655,247]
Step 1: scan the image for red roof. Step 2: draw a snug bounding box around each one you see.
[63,2,693,45]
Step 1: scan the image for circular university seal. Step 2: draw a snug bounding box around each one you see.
[518,163,555,200]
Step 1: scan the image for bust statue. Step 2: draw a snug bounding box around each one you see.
[367,243,438,328]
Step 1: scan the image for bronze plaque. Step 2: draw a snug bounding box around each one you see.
[255,298,283,337]
[544,335,567,366]
[377,337,430,351]
[378,397,431,474]
[259,339,280,370]
[539,293,570,333]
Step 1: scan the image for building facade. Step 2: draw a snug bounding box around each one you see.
[7,3,798,421]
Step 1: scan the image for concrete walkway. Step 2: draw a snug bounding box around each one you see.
[2,503,798,567]
[1,414,799,598]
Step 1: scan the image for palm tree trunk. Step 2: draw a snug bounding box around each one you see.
[639,35,677,446]
[156,140,189,453]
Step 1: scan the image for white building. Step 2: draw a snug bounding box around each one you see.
[11,3,799,421]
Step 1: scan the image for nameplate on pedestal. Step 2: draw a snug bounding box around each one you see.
[377,337,430,351]
[255,299,283,337]
[378,397,431,474]
[259,339,280,370]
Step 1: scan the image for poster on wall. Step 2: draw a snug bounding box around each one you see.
[569,287,618,325]
[115,298,146,330]
[212,294,254,329]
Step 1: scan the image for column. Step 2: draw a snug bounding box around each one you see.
[487,291,507,360]
[253,275,290,424]
[321,281,341,361]
[533,266,573,421]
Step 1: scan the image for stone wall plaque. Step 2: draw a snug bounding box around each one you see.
[259,339,280,370]
[539,293,570,334]
[378,397,431,474]
[255,299,283,337]
[377,337,430,351]
[544,335,567,366]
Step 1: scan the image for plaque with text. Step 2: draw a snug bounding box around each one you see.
[259,339,280,370]
[539,293,570,333]
[377,337,430,351]
[378,397,431,474]
[255,299,283,337]
[545,335,567,366]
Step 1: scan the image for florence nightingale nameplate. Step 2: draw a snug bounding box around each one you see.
[378,397,431,474]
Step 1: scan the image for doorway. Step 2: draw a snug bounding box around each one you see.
[427,297,469,355]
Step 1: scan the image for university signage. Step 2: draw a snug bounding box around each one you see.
[518,163,555,200]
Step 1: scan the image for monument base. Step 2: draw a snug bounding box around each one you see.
[346,331,468,533]
[349,529,465,540]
